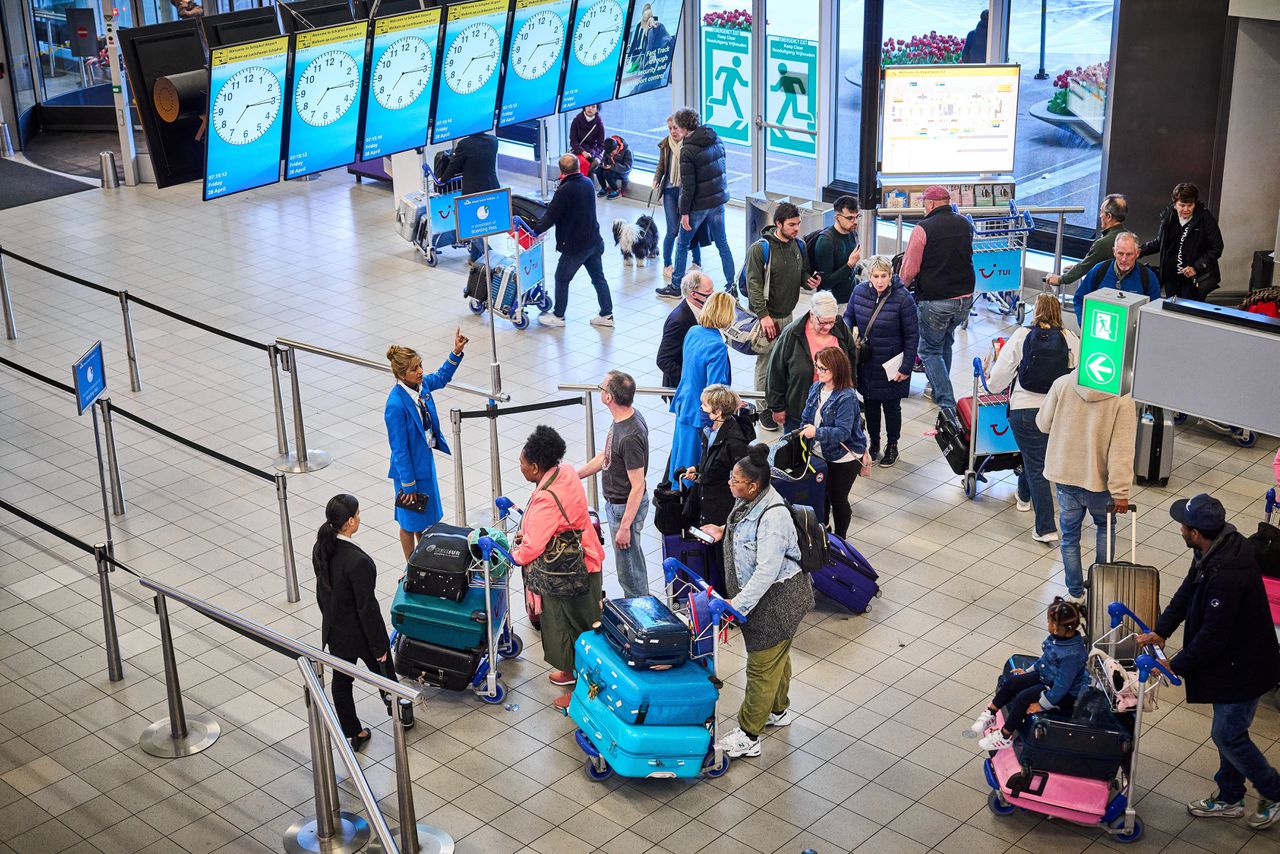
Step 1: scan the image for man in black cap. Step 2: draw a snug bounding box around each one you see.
[1136,494,1280,827]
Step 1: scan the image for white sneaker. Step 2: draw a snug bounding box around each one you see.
[978,730,1014,751]
[766,709,796,728]
[540,314,566,328]
[663,265,674,283]
[590,314,615,328]
[1063,592,1086,607]
[716,727,761,758]
[970,709,996,735]
[1032,531,1060,543]
[1016,498,1032,512]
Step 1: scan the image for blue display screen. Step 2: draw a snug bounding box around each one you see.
[558,0,626,112]
[204,37,289,201]
[285,21,369,180]
[361,9,442,160]
[497,0,572,127]
[430,0,511,144]
[615,0,683,100]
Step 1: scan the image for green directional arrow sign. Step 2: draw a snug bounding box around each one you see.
[1078,288,1149,395]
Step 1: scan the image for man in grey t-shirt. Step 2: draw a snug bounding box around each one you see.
[579,371,650,597]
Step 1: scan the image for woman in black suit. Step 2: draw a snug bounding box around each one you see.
[312,494,408,751]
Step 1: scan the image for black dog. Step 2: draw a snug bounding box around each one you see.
[612,215,661,267]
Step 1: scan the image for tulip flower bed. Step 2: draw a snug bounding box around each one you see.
[881,32,964,66]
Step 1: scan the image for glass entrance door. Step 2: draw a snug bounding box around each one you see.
[753,0,821,198]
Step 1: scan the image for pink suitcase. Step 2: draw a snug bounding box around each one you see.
[990,745,1111,824]
[1264,576,1280,625]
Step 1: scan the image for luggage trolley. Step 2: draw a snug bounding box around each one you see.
[982,601,1180,844]
[965,201,1036,327]
[959,356,1022,499]
[414,164,469,267]
[392,529,524,705]
[464,215,553,329]
[1170,412,1258,448]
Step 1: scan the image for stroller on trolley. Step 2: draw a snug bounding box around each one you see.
[933,356,1022,499]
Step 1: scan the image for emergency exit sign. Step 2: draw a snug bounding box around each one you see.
[1079,288,1149,395]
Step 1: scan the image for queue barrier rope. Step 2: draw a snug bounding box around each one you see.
[0,354,75,394]
[455,396,583,419]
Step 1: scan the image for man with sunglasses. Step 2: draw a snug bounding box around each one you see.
[657,269,716,394]
[812,195,862,305]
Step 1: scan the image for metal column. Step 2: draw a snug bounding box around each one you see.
[139,594,221,757]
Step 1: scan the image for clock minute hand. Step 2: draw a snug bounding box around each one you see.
[395,65,430,88]
[235,96,276,124]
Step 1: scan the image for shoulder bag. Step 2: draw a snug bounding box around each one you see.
[856,292,889,366]
[524,469,591,598]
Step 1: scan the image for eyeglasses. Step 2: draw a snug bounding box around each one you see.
[692,289,714,300]
[813,317,836,327]
[836,212,857,222]
[728,476,752,486]
[815,364,831,372]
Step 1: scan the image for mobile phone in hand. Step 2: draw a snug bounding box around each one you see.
[686,527,715,545]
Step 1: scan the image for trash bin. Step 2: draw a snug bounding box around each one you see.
[743,191,834,249]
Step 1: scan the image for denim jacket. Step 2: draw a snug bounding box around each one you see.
[726,485,802,615]
[799,384,866,459]
[1034,632,1089,710]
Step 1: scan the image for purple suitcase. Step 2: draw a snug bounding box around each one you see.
[811,533,879,613]
[662,533,725,594]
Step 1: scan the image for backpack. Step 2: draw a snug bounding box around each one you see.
[764,501,829,573]
[735,236,806,299]
[801,227,830,273]
[1017,326,1071,393]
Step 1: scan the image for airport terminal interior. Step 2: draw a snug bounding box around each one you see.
[2,1,1280,853]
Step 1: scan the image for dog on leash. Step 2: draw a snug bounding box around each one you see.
[612,215,660,267]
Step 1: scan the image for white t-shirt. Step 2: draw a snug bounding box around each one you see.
[813,388,855,463]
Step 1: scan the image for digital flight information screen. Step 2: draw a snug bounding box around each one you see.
[285,21,369,179]
[558,0,626,112]
[429,0,511,144]
[361,8,442,160]
[204,36,289,200]
[498,0,572,127]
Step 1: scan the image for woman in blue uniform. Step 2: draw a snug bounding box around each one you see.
[667,290,735,482]
[385,329,468,560]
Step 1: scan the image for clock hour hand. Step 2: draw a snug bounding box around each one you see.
[236,96,277,124]
[395,65,430,88]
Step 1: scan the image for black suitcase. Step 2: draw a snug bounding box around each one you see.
[392,631,481,692]
[1014,690,1133,781]
[933,410,969,476]
[512,194,550,229]
[599,596,691,669]
[406,522,474,601]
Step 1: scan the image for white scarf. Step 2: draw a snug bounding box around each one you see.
[667,135,682,188]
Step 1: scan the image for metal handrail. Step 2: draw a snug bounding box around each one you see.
[137,575,417,701]
[557,383,766,400]
[877,204,1085,217]
[277,336,508,402]
[296,658,398,852]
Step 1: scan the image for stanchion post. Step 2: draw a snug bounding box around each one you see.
[139,593,220,757]
[394,712,420,853]
[582,391,599,510]
[90,400,115,555]
[0,252,16,340]
[277,345,332,473]
[275,473,301,603]
[268,344,291,462]
[118,291,142,392]
[97,398,126,516]
[93,544,124,682]
[488,401,502,526]
[451,408,466,525]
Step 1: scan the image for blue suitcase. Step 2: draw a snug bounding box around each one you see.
[391,581,507,651]
[769,434,829,524]
[811,532,879,613]
[599,596,691,669]
[662,533,725,595]
[567,683,712,779]
[573,631,717,726]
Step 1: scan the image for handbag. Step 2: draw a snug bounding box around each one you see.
[524,470,590,598]
[395,491,428,513]
[855,292,889,366]
[653,479,691,535]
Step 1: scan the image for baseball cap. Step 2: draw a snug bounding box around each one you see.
[922,185,951,201]
[1169,494,1226,532]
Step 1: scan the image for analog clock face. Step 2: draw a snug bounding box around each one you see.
[373,35,433,110]
[294,49,360,127]
[510,10,564,81]
[211,66,281,145]
[443,22,500,95]
[572,0,623,67]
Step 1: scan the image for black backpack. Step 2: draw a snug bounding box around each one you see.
[765,501,829,573]
[802,227,830,272]
[1018,327,1071,393]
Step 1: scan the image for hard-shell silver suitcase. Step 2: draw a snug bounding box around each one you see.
[1087,507,1159,659]
[1134,405,1173,487]
[396,191,428,242]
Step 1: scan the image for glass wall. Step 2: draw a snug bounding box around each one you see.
[698,0,751,198]
[759,0,820,197]
[27,0,107,104]
[600,87,673,176]
[2,0,37,117]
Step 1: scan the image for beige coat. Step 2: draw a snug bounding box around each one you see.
[1036,373,1137,500]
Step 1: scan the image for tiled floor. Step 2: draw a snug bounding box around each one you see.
[1,166,1278,854]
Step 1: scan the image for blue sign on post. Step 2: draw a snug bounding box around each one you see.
[454,188,513,241]
[973,247,1024,294]
[73,341,106,415]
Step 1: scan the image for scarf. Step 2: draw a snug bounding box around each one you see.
[667,135,682,188]
[721,487,770,599]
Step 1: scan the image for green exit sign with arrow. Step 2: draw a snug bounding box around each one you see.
[1079,288,1149,395]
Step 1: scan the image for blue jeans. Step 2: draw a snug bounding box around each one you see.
[1213,698,1280,803]
[552,244,612,318]
[1056,484,1114,597]
[1009,408,1056,536]
[662,187,701,268]
[673,206,735,285]
[605,496,650,598]
[916,297,973,412]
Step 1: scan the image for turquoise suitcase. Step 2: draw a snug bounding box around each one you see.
[573,630,717,726]
[390,580,506,651]
[567,682,712,779]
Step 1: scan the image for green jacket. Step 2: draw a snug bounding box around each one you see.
[764,311,858,419]
[1059,223,1124,286]
[746,226,811,322]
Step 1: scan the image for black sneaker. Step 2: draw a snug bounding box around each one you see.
[869,446,880,463]
[655,285,681,298]
[596,189,608,197]
[880,444,899,467]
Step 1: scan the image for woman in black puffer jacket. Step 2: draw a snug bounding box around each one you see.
[844,256,918,468]
[1139,182,1224,300]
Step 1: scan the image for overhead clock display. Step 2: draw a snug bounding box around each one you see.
[285,21,368,179]
[498,0,571,127]
[430,0,511,144]
[559,0,625,112]
[361,8,443,160]
[204,36,290,201]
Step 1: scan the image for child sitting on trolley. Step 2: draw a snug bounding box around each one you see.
[972,598,1089,751]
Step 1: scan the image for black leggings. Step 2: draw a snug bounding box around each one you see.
[993,670,1075,734]
[824,458,861,539]
[863,398,902,447]
[332,651,393,739]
